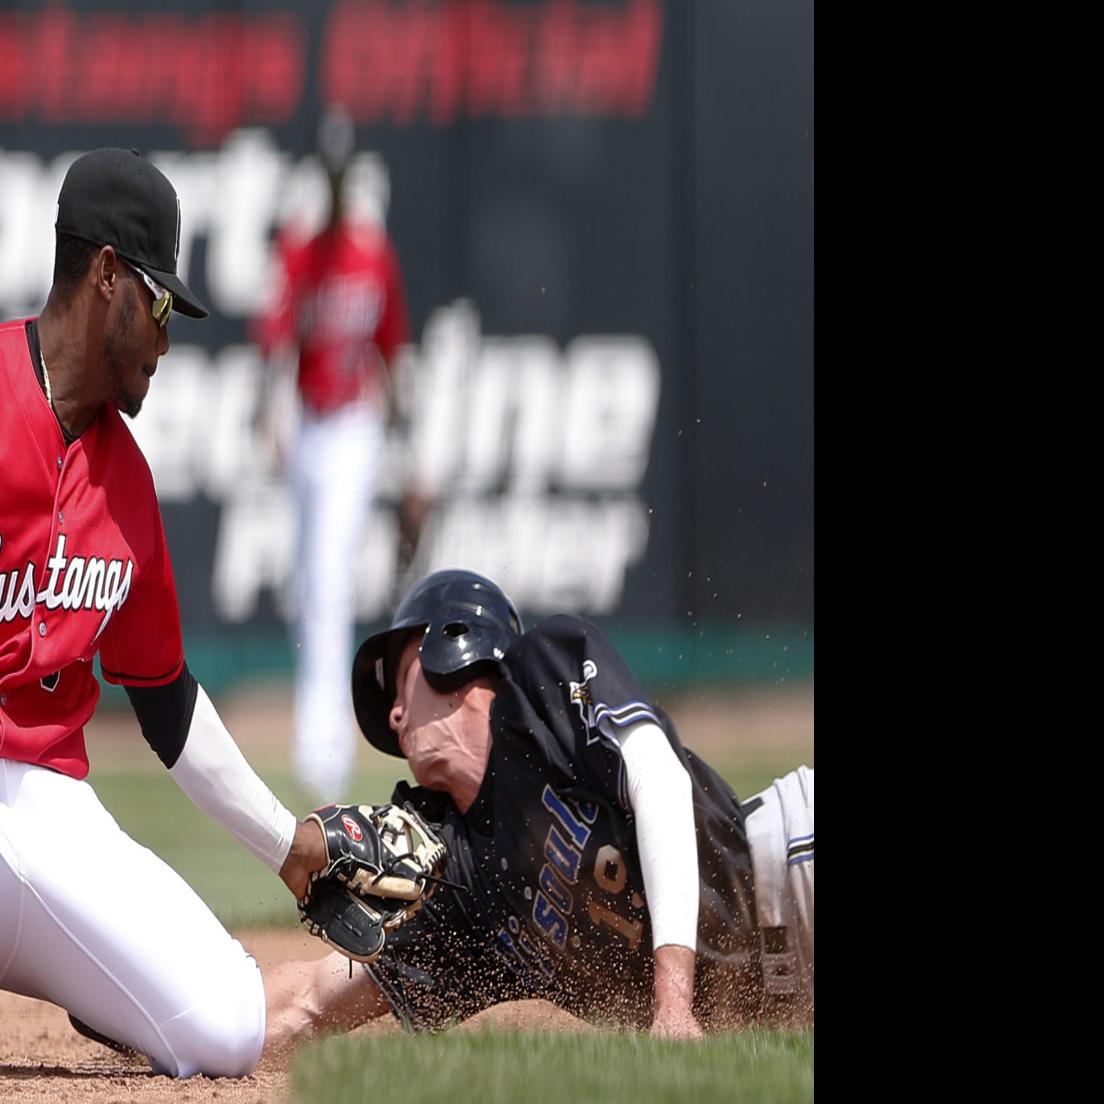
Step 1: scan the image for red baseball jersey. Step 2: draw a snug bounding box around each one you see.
[0,319,185,780]
[254,220,410,414]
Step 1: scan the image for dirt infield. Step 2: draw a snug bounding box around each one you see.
[0,928,590,1103]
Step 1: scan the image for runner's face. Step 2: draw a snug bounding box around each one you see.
[388,636,490,803]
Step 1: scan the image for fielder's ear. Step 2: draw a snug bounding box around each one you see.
[93,245,121,301]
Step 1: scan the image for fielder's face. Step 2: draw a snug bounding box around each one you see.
[102,258,171,418]
[388,635,493,811]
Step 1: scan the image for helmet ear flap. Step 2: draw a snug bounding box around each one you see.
[352,624,426,758]
[380,627,423,701]
[351,652,396,757]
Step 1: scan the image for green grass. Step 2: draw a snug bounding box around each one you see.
[93,761,408,928]
[292,1029,813,1104]
[707,757,814,805]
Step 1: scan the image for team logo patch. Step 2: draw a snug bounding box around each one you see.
[568,657,662,748]
[569,659,600,742]
[341,814,363,842]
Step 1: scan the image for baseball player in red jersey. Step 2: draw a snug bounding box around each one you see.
[254,105,412,802]
[0,149,331,1077]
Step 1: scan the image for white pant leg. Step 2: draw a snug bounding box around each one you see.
[292,402,381,801]
[744,766,814,1014]
[0,759,266,1078]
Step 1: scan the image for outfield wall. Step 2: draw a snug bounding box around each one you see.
[0,0,813,689]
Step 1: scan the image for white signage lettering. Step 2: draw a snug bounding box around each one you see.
[0,134,660,622]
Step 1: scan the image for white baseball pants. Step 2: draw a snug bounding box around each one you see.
[291,400,381,801]
[0,758,266,1077]
[744,765,814,1013]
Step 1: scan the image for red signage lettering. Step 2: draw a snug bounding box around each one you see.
[0,1,663,139]
[0,8,304,144]
[325,0,663,124]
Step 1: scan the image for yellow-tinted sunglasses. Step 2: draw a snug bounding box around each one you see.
[123,259,173,328]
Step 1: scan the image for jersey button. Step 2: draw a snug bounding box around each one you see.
[39,622,47,636]
[56,457,63,470]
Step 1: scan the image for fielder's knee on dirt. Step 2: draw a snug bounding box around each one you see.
[153,956,267,1078]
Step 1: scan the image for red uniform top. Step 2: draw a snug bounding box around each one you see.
[0,319,185,780]
[254,220,410,414]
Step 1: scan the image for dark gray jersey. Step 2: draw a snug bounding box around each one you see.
[366,615,760,1030]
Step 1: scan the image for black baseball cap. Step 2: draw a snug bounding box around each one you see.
[54,148,208,319]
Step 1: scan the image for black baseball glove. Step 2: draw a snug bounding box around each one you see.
[298,802,448,962]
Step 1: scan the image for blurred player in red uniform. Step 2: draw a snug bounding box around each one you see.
[254,106,412,801]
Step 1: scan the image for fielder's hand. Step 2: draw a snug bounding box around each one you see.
[297,803,448,962]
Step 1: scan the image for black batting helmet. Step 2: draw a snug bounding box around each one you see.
[352,569,524,757]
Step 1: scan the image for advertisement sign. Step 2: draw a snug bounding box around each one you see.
[1,0,813,685]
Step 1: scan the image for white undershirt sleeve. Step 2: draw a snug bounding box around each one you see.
[168,683,297,873]
[603,719,699,952]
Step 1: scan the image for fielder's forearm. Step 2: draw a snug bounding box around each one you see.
[169,683,297,873]
[278,818,328,900]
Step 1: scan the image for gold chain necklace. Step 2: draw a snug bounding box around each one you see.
[39,348,75,441]
[39,349,53,406]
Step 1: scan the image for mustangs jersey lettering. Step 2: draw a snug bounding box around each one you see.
[365,616,760,1031]
[0,319,185,779]
[254,221,410,415]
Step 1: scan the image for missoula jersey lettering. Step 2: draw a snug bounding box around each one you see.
[0,319,185,779]
[365,615,760,1030]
